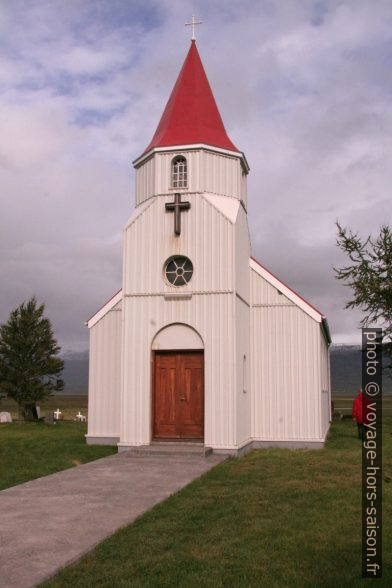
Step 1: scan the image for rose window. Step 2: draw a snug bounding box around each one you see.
[165,256,193,286]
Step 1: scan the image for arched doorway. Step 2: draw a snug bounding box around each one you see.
[152,324,204,440]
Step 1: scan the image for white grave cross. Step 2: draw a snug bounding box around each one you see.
[54,409,62,420]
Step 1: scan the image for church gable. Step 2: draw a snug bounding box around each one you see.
[249,258,324,323]
[250,267,294,308]
[123,194,235,296]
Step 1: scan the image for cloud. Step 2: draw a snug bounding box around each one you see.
[1,0,391,349]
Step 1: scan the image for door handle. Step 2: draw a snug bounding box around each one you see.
[180,397,186,401]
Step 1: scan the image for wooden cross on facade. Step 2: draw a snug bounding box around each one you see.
[165,193,191,236]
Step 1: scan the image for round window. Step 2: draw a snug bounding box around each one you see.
[165,256,193,286]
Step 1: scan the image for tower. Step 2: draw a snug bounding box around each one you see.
[118,40,251,451]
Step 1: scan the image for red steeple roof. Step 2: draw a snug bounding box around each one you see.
[143,41,239,155]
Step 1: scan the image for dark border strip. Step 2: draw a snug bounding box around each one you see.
[362,328,382,578]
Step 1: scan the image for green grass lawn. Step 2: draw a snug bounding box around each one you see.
[0,421,116,490]
[1,397,390,586]
[41,412,391,587]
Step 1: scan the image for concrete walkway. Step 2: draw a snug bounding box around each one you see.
[0,451,225,588]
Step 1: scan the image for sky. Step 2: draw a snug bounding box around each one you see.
[1,0,391,352]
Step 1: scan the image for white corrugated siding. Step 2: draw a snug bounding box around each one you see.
[120,293,237,448]
[250,268,323,441]
[200,151,242,200]
[120,191,243,449]
[135,149,244,205]
[235,205,251,446]
[135,155,155,205]
[236,296,251,446]
[241,168,247,208]
[124,194,235,295]
[235,205,251,303]
[87,301,122,438]
[320,330,331,437]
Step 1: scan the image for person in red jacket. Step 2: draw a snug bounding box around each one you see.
[352,389,370,439]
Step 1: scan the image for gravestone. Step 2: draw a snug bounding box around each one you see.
[44,412,55,425]
[0,412,12,424]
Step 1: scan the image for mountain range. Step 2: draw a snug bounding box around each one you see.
[61,346,392,396]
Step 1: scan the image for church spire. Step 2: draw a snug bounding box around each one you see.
[142,41,239,155]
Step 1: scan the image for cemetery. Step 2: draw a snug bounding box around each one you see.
[0,398,115,491]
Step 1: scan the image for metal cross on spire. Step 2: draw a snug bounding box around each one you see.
[185,15,203,41]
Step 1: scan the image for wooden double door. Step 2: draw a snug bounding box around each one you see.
[153,351,204,440]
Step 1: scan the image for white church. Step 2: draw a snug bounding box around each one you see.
[86,40,332,455]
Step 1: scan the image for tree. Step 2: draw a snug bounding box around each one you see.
[0,297,64,419]
[335,223,392,367]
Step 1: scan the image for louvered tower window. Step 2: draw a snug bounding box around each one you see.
[172,156,187,188]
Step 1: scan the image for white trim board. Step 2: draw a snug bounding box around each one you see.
[86,290,122,329]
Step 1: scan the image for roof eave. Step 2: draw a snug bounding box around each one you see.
[85,289,122,329]
[133,144,249,171]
